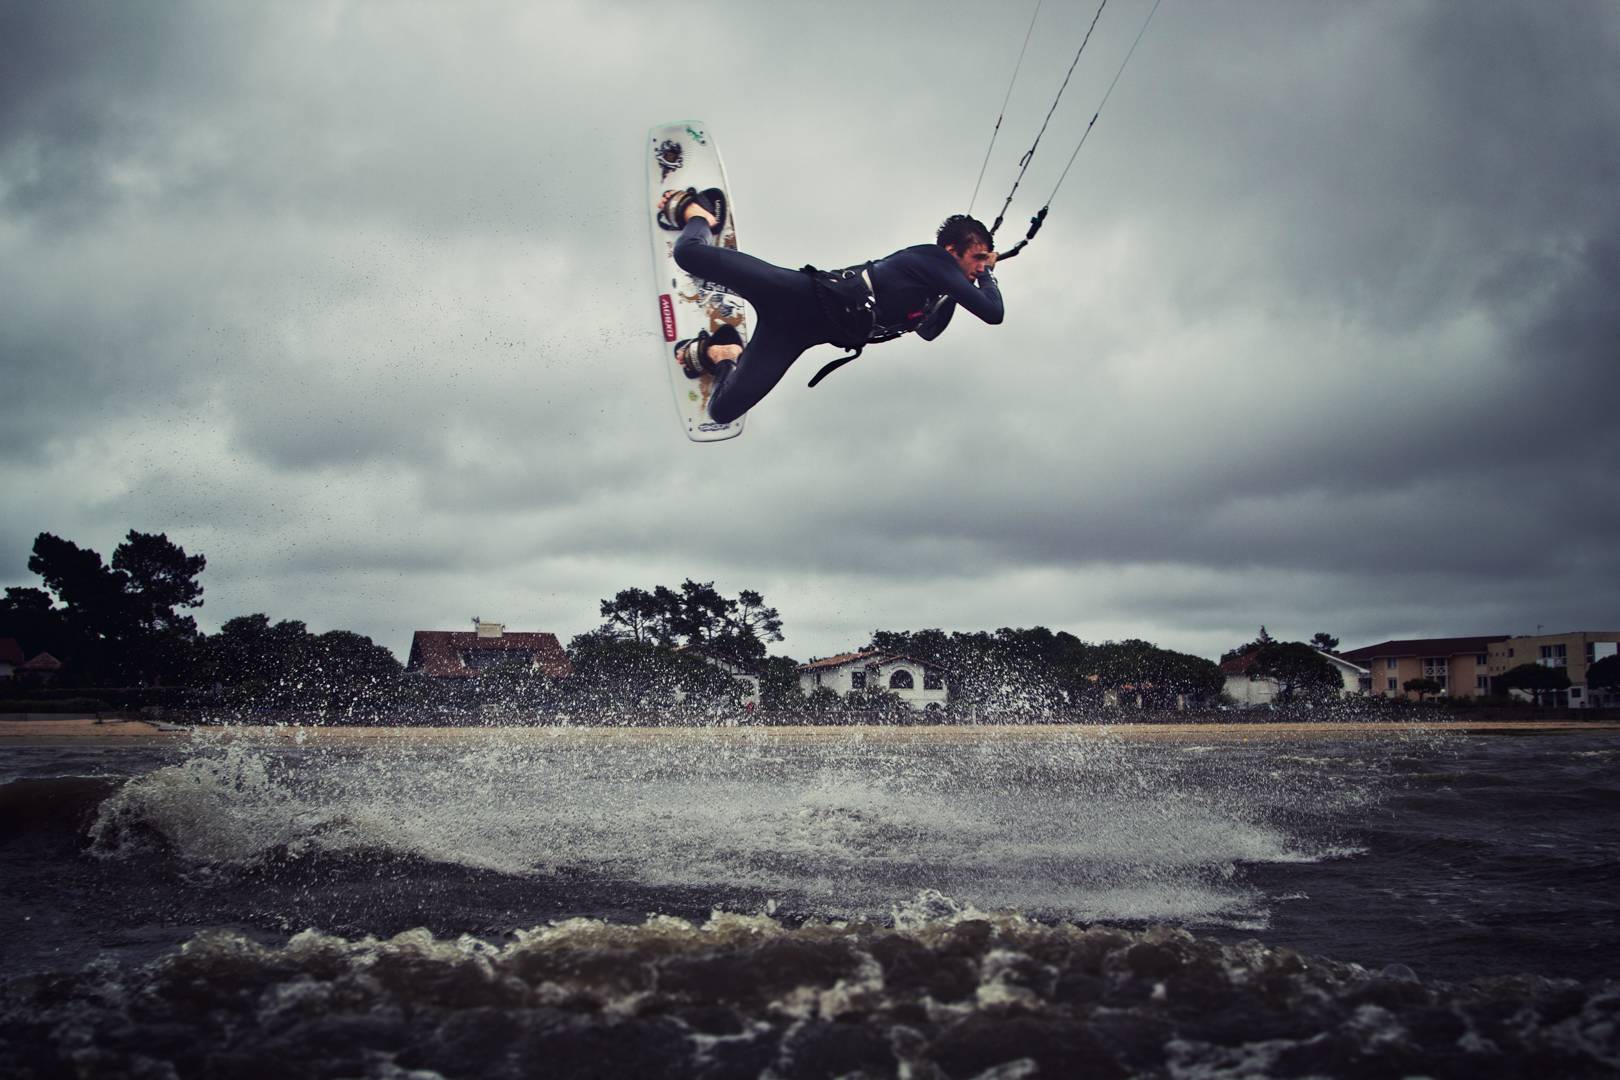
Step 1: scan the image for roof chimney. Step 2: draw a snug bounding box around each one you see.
[475,619,504,639]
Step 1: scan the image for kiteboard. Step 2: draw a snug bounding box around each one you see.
[647,120,748,442]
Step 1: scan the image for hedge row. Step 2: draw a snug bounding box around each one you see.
[0,698,114,713]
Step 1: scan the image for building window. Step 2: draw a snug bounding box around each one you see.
[924,670,943,691]
[1540,644,1567,668]
[1387,678,1398,691]
[1386,658,1398,670]
[1475,654,1487,665]
[850,671,866,690]
[890,670,914,690]
[1422,657,1446,677]
[1476,675,1489,691]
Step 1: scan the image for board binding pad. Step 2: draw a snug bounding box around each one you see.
[649,121,747,442]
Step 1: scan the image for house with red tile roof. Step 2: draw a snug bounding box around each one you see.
[798,650,950,712]
[18,651,62,686]
[405,620,572,680]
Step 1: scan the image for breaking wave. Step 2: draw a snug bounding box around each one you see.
[78,731,1370,929]
[6,726,1620,1076]
[2,897,1614,1079]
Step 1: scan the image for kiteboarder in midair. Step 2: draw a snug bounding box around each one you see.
[658,189,1004,426]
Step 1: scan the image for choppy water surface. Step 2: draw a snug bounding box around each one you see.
[2,725,1617,1078]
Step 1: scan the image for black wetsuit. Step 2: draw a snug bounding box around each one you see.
[672,217,1004,425]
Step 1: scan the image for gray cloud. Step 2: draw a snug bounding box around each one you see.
[3,0,1618,663]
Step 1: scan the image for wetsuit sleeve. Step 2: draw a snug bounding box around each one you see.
[946,268,997,323]
[916,298,956,341]
[941,268,1003,325]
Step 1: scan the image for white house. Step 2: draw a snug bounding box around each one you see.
[798,651,950,713]
[1220,647,1368,707]
[675,647,761,707]
[0,637,23,681]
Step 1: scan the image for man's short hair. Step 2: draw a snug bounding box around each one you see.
[936,214,993,253]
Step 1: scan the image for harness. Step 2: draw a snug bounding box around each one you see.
[799,263,944,388]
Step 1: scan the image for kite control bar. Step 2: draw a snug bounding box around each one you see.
[994,206,1047,262]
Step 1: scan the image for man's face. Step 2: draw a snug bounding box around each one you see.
[949,240,993,280]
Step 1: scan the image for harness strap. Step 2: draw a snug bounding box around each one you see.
[808,349,864,388]
[801,262,875,387]
[799,264,933,388]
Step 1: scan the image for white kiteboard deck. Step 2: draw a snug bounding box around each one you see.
[647,121,748,442]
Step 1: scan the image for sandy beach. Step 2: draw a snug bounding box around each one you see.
[3,715,1617,745]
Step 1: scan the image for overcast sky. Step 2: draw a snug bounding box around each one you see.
[3,0,1617,664]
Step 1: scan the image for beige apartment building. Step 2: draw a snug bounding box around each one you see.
[1341,631,1620,707]
[1340,637,1505,700]
[1487,631,1620,709]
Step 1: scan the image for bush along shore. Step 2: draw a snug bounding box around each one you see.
[2,695,1607,729]
[8,529,1613,730]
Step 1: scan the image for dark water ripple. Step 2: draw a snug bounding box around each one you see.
[1,729,1617,1078]
[2,913,1616,1079]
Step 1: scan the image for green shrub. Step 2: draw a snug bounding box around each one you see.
[0,698,113,714]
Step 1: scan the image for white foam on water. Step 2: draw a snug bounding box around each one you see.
[12,896,1611,1079]
[88,727,1377,928]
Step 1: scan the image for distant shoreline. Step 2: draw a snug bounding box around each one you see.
[2,716,1616,745]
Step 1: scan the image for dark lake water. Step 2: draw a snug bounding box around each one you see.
[2,725,1617,1077]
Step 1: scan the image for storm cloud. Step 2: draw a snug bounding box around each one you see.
[3,0,1617,662]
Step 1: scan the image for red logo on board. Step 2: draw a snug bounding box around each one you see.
[658,295,677,341]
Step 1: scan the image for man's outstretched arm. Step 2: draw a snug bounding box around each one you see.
[929,244,1002,326]
[959,268,1003,324]
[939,268,1002,325]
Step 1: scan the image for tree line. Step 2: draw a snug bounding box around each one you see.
[1221,625,1620,706]
[569,586,1232,718]
[2,531,407,709]
[857,627,1224,713]
[1220,626,1349,702]
[9,529,1608,719]
[1,530,1224,720]
[5,531,211,687]
[578,580,783,662]
[0,535,782,718]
